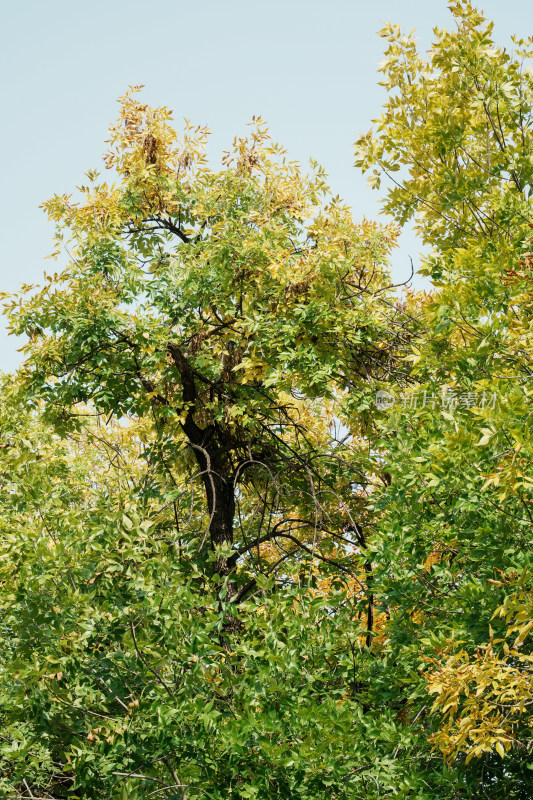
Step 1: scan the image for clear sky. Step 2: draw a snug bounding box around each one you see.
[0,0,530,372]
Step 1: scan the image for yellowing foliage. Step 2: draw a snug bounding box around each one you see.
[427,579,533,763]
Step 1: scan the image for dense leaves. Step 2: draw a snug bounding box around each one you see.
[356,1,533,793]
[1,2,532,798]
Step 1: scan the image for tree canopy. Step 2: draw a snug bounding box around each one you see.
[1,2,532,798]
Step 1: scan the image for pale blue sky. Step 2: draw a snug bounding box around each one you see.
[0,0,530,371]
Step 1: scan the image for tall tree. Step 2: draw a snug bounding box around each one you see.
[10,89,403,596]
[356,1,533,794]
[1,92,441,799]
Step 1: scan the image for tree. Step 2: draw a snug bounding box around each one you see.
[11,89,402,595]
[3,3,531,797]
[355,1,533,794]
[1,91,449,799]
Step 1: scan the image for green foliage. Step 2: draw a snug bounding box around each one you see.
[1,3,533,798]
[0,91,433,798]
[0,393,457,799]
[356,1,533,793]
